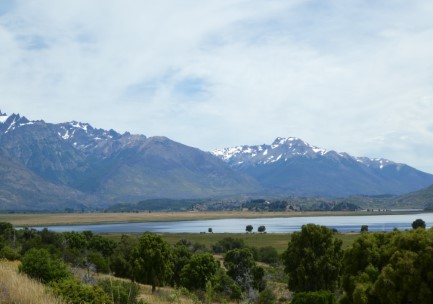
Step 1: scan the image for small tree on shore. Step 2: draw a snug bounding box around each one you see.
[246,225,253,233]
[258,226,266,233]
[412,218,426,229]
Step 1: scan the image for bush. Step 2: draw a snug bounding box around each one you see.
[50,277,113,304]
[87,252,110,273]
[0,245,20,260]
[19,248,69,283]
[98,278,140,304]
[257,246,279,264]
[291,291,336,304]
[212,237,245,253]
[211,268,242,300]
[258,288,277,304]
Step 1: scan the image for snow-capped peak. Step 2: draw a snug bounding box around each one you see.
[212,137,398,171]
[212,137,330,166]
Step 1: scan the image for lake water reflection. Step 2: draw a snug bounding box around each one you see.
[35,212,433,233]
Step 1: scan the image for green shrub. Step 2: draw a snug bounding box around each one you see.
[211,268,242,300]
[291,291,336,304]
[258,246,279,264]
[98,278,140,304]
[0,245,20,260]
[258,288,276,304]
[19,248,69,283]
[49,277,113,304]
[88,252,110,273]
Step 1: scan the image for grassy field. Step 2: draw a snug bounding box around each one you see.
[0,261,64,304]
[0,210,401,226]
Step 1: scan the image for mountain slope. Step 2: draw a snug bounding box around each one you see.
[213,137,433,197]
[391,184,433,209]
[0,151,96,210]
[0,111,258,210]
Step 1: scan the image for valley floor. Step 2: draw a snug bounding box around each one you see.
[0,210,409,226]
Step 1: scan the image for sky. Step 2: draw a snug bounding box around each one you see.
[1,0,433,173]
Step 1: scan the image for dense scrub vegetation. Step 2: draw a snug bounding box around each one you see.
[1,219,432,303]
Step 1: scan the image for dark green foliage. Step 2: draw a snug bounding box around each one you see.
[88,234,116,257]
[246,225,253,233]
[258,288,277,304]
[131,232,173,292]
[258,225,266,233]
[360,225,368,233]
[412,218,426,229]
[341,229,433,303]
[0,245,20,260]
[49,277,113,304]
[212,237,245,253]
[109,234,137,279]
[0,222,14,235]
[291,291,336,304]
[98,278,140,304]
[257,246,279,264]
[88,252,110,273]
[224,248,266,292]
[19,248,69,283]
[62,231,88,249]
[211,268,242,300]
[283,224,342,292]
[180,252,219,290]
[172,244,192,286]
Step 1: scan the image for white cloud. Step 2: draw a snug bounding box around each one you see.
[1,0,433,173]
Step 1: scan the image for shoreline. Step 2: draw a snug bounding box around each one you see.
[1,210,429,227]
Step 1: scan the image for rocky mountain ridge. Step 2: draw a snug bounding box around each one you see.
[212,137,433,197]
[1,110,433,210]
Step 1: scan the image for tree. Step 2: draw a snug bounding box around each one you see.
[341,229,433,303]
[171,243,192,286]
[360,225,368,233]
[180,253,219,290]
[283,224,343,292]
[211,268,242,300]
[110,235,137,279]
[131,233,173,293]
[412,218,426,229]
[258,225,266,233]
[224,248,266,292]
[246,225,253,233]
[208,227,213,233]
[19,248,69,283]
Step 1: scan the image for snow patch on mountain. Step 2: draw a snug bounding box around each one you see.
[212,137,398,170]
[0,114,9,124]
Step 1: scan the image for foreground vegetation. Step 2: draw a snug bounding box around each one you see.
[0,219,432,303]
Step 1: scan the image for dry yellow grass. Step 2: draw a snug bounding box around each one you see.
[0,211,373,227]
[138,285,197,304]
[0,261,64,304]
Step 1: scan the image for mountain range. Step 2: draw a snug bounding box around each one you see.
[212,137,433,197]
[1,110,433,211]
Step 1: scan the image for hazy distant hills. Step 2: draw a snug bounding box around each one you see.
[1,111,433,211]
[212,137,433,197]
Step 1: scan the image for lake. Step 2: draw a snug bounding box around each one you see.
[34,212,433,233]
